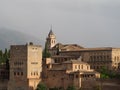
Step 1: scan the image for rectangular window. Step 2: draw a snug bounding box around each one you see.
[78,65,80,69]
[81,65,83,69]
[31,62,38,64]
[14,72,16,76]
[75,65,77,69]
[21,72,23,75]
[87,66,89,70]
[17,72,19,75]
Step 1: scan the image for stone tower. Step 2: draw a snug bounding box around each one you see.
[46,28,56,49]
[8,43,42,90]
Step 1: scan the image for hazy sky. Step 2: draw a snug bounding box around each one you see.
[0,0,120,47]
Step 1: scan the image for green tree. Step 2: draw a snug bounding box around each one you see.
[36,83,47,90]
[0,49,10,65]
[0,50,3,64]
[0,50,3,57]
[67,86,76,90]
[100,66,109,79]
[42,42,51,58]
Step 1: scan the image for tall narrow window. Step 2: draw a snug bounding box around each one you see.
[21,72,23,76]
[87,66,89,70]
[81,65,83,69]
[78,65,80,69]
[17,72,19,75]
[75,65,77,69]
[14,72,16,76]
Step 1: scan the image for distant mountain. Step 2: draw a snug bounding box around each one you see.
[0,28,44,50]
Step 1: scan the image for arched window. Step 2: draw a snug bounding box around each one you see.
[78,65,80,69]
[75,65,77,69]
[117,56,119,61]
[81,65,83,69]
[21,72,23,75]
[104,56,106,60]
[17,72,19,75]
[100,56,102,61]
[114,56,117,61]
[14,72,16,76]
[87,66,89,70]
[90,56,92,60]
[94,56,96,61]
[107,55,109,59]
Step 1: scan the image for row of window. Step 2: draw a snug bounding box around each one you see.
[54,58,76,63]
[14,62,24,65]
[74,65,89,70]
[54,59,68,63]
[31,62,38,64]
[49,74,95,81]
[114,56,120,61]
[14,72,23,76]
[31,72,39,76]
[91,66,109,69]
[0,71,9,79]
[59,52,80,56]
[32,48,38,50]
[51,40,55,44]
[14,72,40,76]
[89,55,110,61]
[90,52,109,55]
[14,61,39,65]
[0,71,8,75]
[89,56,120,62]
[75,65,83,69]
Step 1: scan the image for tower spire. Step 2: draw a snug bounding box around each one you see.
[48,25,54,36]
[50,25,52,31]
[46,25,56,49]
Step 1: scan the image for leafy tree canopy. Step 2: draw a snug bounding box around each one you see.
[0,48,10,65]
[67,86,76,90]
[42,42,51,58]
[36,83,47,90]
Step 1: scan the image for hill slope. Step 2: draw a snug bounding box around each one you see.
[0,28,43,50]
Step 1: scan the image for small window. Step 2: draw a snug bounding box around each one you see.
[47,65,49,68]
[14,72,16,76]
[34,72,35,75]
[21,72,23,75]
[54,59,57,63]
[87,66,89,70]
[81,65,83,69]
[75,65,77,69]
[17,72,19,75]
[76,75,79,78]
[78,65,80,69]
[36,72,38,75]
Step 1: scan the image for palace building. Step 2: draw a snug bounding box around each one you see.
[42,58,100,89]
[0,29,120,90]
[46,30,120,71]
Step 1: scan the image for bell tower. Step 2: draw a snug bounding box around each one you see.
[46,27,56,49]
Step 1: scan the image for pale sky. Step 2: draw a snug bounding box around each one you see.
[0,0,120,48]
